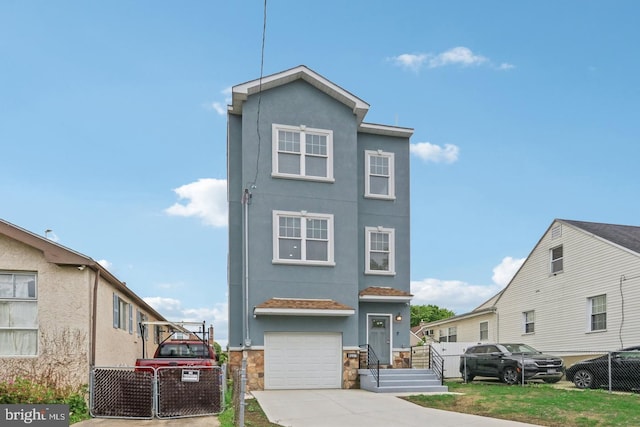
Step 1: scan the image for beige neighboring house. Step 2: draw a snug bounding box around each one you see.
[419,219,640,356]
[0,218,171,388]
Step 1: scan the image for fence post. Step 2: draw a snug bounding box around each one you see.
[239,356,247,427]
[607,352,612,393]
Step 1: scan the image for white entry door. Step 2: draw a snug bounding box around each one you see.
[264,332,342,389]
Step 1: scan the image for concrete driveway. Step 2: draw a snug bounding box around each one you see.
[252,389,542,427]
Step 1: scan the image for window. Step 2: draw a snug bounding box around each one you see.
[113,294,132,332]
[479,321,489,340]
[365,226,395,275]
[365,150,395,199]
[589,295,607,331]
[550,245,563,274]
[0,272,38,356]
[272,124,333,181]
[523,311,535,333]
[273,210,334,265]
[439,327,457,342]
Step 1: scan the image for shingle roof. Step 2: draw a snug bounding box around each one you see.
[255,298,354,311]
[561,219,640,255]
[359,286,412,297]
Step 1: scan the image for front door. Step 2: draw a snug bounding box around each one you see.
[368,315,391,365]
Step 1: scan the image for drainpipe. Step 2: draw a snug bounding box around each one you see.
[90,268,100,367]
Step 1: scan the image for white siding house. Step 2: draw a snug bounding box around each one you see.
[420,219,640,355]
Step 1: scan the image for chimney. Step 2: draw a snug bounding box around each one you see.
[208,325,215,344]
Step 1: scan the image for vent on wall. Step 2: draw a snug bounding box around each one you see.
[551,224,562,239]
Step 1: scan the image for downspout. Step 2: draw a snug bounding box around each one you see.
[90,268,100,367]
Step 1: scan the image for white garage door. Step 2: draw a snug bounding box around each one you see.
[264,332,342,389]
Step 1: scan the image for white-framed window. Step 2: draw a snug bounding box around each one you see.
[479,321,489,340]
[0,272,38,356]
[273,210,334,265]
[272,124,334,181]
[588,295,607,332]
[113,294,132,332]
[550,245,563,274]
[523,311,535,334]
[365,150,395,199]
[365,226,395,275]
[439,327,457,342]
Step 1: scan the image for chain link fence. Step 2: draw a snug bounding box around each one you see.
[232,358,247,427]
[452,346,640,393]
[90,365,224,419]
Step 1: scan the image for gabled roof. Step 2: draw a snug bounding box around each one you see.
[229,65,414,138]
[560,219,640,255]
[0,218,166,321]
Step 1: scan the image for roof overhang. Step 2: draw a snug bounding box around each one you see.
[253,307,355,317]
[358,295,413,303]
[254,297,355,317]
[229,65,370,123]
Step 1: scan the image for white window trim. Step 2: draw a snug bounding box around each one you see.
[364,150,395,200]
[550,245,563,275]
[0,272,38,356]
[272,124,334,182]
[523,310,535,334]
[365,226,396,275]
[272,210,335,266]
[587,294,607,333]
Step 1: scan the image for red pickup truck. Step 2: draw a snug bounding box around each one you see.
[135,340,217,370]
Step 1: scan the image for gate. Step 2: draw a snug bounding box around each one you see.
[90,366,224,419]
[431,342,477,378]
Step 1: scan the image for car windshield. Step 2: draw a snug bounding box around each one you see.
[502,344,539,354]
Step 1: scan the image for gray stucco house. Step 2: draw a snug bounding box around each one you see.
[227,65,414,390]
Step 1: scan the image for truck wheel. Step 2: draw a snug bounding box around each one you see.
[502,367,520,385]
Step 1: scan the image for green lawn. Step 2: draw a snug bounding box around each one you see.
[403,381,640,427]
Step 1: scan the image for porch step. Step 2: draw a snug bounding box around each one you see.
[358,368,449,393]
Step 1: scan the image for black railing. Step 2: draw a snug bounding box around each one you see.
[359,344,380,388]
[429,345,445,385]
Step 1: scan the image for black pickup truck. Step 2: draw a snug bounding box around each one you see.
[460,343,564,385]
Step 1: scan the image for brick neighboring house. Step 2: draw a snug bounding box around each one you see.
[227,65,414,390]
[0,218,171,388]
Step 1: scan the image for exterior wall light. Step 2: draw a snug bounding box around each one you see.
[395,313,402,322]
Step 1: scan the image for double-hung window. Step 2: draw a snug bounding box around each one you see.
[0,272,38,356]
[273,210,334,265]
[550,245,563,274]
[523,311,535,334]
[365,150,395,199]
[588,295,606,331]
[113,294,132,333]
[272,124,333,181]
[365,226,395,275]
[479,321,489,340]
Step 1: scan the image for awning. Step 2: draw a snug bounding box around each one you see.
[254,298,355,317]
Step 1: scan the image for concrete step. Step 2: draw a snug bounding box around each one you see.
[359,368,448,394]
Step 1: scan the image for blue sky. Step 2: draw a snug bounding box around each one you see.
[2,1,639,347]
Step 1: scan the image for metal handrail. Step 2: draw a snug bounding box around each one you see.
[429,345,445,385]
[359,344,380,388]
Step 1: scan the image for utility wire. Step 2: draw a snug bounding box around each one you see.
[251,0,268,188]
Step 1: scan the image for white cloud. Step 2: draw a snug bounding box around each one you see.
[205,86,233,116]
[410,257,524,314]
[492,256,525,287]
[429,47,488,68]
[165,178,228,227]
[143,296,228,347]
[97,259,112,270]
[389,53,428,72]
[410,142,460,163]
[391,47,513,72]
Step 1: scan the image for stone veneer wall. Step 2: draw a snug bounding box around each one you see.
[393,350,411,368]
[228,350,265,391]
[229,349,361,391]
